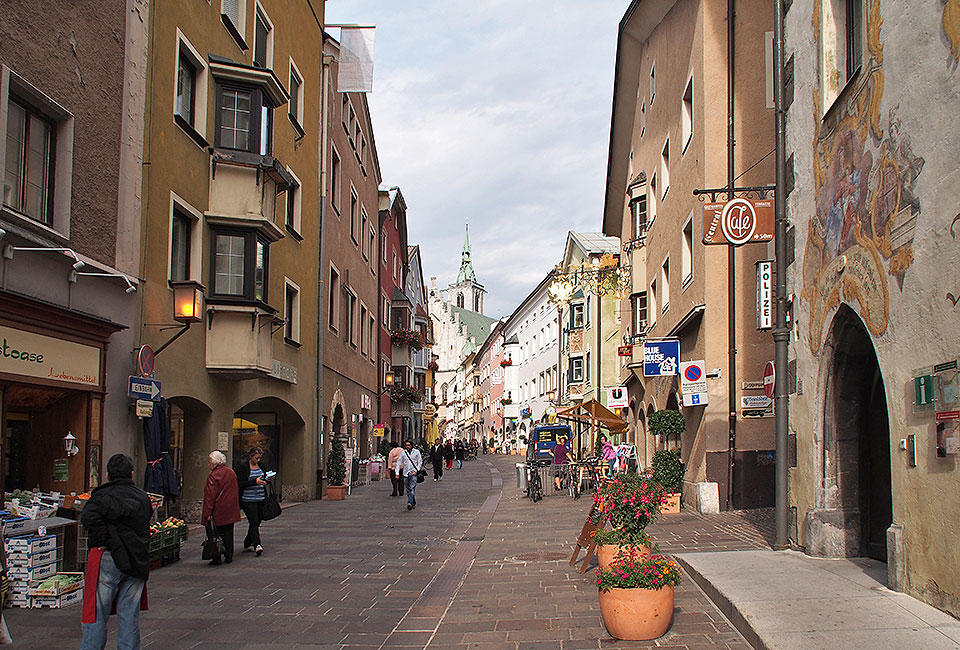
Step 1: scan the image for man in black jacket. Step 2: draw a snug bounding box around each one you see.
[80,454,152,650]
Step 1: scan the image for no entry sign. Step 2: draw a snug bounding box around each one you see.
[763,361,776,399]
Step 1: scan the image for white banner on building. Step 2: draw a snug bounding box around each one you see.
[337,26,376,92]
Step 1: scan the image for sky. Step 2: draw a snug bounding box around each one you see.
[324,1,628,319]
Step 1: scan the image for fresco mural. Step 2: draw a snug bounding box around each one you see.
[946,0,960,65]
[803,0,926,352]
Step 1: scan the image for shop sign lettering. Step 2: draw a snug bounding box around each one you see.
[0,326,101,387]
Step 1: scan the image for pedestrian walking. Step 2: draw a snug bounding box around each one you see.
[235,447,270,556]
[599,435,617,477]
[443,440,455,469]
[387,441,404,496]
[429,440,444,481]
[79,454,151,650]
[548,436,572,491]
[201,450,241,565]
[455,440,465,469]
[395,439,424,510]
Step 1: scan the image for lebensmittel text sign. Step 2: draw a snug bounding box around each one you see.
[0,325,101,387]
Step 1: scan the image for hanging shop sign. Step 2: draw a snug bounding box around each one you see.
[618,345,633,357]
[643,339,680,377]
[702,198,775,246]
[373,423,386,437]
[607,387,628,409]
[756,260,773,330]
[680,360,708,407]
[0,325,101,387]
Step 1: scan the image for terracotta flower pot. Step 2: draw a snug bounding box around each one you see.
[326,485,346,500]
[662,492,681,514]
[596,544,651,569]
[598,585,674,640]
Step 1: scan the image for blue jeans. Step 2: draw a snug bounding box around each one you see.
[80,550,145,650]
[456,459,462,469]
[405,474,418,506]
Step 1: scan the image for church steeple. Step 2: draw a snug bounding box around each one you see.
[456,221,477,283]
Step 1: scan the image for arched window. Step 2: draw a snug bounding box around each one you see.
[457,292,464,308]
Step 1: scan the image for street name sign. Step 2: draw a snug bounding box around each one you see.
[127,375,162,401]
[643,339,680,377]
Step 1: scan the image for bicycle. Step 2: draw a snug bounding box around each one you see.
[567,462,582,500]
[526,459,546,502]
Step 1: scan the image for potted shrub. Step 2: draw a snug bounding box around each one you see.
[651,449,684,514]
[595,552,682,640]
[326,438,347,500]
[648,409,685,444]
[591,472,666,568]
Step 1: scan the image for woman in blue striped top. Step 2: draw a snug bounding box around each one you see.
[235,447,269,556]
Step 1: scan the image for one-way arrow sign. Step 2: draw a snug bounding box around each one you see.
[128,375,162,402]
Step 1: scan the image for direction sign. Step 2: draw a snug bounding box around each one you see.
[680,360,708,407]
[137,345,155,377]
[643,339,680,377]
[127,375,162,402]
[763,361,776,399]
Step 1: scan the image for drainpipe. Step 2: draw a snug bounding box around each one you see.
[773,0,790,548]
[726,0,738,512]
[316,43,333,497]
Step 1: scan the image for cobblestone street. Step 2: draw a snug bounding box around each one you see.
[6,456,772,649]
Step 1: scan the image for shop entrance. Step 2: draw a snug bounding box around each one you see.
[3,385,93,495]
[827,306,892,562]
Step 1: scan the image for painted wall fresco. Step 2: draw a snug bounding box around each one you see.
[946,0,960,64]
[803,0,927,352]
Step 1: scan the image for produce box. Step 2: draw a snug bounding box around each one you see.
[8,561,57,582]
[8,548,57,568]
[5,534,56,556]
[161,529,178,549]
[32,587,82,609]
[149,532,162,552]
[8,592,31,608]
[2,516,31,533]
[9,580,29,594]
[28,573,83,597]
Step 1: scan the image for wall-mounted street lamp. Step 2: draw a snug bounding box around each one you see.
[154,280,205,356]
[63,431,80,457]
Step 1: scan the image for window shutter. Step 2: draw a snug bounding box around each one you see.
[586,297,591,327]
[222,0,239,23]
[586,353,591,383]
[567,361,574,384]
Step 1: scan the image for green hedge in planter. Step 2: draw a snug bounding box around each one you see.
[327,438,347,486]
[648,409,686,439]
[651,449,684,494]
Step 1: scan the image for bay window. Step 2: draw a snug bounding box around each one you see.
[211,229,270,303]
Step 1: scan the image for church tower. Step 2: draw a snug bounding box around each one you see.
[450,221,485,314]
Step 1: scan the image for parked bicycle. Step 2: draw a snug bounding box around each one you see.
[526,458,548,502]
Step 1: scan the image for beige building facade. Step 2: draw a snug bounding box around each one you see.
[784,0,960,614]
[603,0,776,510]
[138,0,325,516]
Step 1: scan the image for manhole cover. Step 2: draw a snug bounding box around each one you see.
[511,551,568,562]
[404,537,457,547]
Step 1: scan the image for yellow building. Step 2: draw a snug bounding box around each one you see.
[138,0,325,518]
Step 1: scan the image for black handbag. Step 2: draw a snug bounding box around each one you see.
[261,484,282,521]
[406,450,426,483]
[201,520,226,560]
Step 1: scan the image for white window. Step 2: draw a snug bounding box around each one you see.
[369,226,376,274]
[284,166,301,235]
[648,173,658,227]
[640,101,646,137]
[820,0,863,114]
[288,58,304,130]
[330,147,341,214]
[359,302,368,356]
[2,69,74,235]
[570,302,585,329]
[253,3,274,70]
[650,278,658,325]
[328,265,340,332]
[632,292,648,335]
[382,293,390,327]
[660,138,670,200]
[681,76,693,152]
[661,257,670,313]
[221,0,247,46]
[360,208,369,259]
[174,31,208,143]
[682,216,693,286]
[349,186,358,244]
[168,192,202,283]
[650,63,656,103]
[570,355,584,383]
[284,279,301,344]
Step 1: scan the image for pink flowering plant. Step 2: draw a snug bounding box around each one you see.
[594,553,682,591]
[591,471,667,546]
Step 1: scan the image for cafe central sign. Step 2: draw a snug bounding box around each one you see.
[702,198,774,246]
[0,325,101,387]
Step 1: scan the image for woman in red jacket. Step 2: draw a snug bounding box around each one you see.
[201,451,241,566]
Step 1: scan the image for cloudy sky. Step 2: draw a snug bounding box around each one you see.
[325,1,627,318]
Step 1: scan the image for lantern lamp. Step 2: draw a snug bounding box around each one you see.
[171,280,204,324]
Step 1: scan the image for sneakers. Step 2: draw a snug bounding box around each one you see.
[255,545,264,556]
[434,478,438,481]
[407,503,413,510]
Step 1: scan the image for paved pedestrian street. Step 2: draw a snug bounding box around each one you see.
[6,456,773,649]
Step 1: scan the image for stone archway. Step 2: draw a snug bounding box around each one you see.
[808,305,892,562]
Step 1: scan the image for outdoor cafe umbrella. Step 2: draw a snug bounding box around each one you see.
[143,397,180,499]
